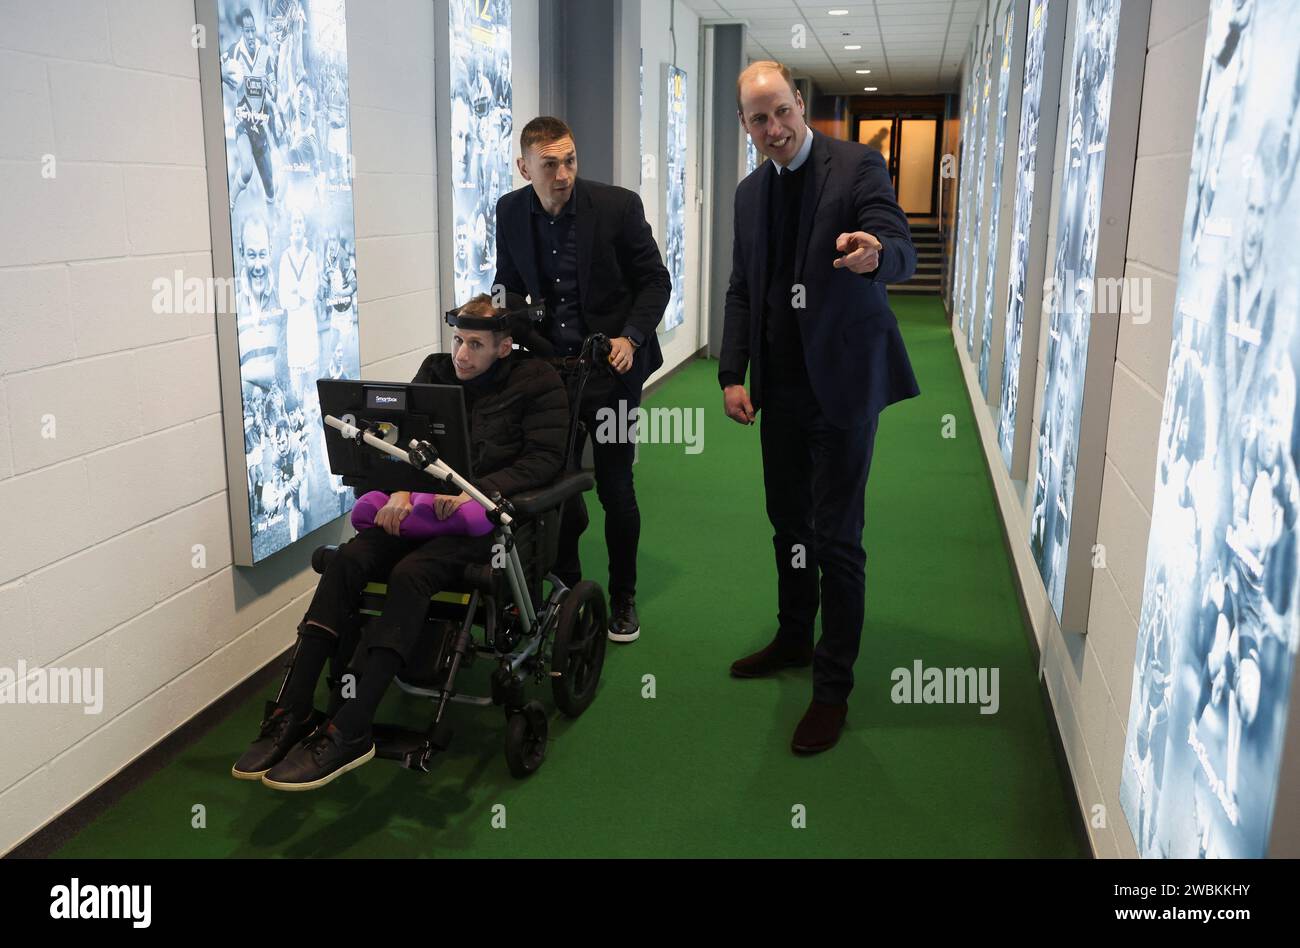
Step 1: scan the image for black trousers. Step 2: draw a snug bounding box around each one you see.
[555,377,641,602]
[305,526,496,666]
[759,374,879,704]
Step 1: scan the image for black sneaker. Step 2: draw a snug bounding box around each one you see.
[231,701,323,780]
[261,722,375,791]
[608,596,640,643]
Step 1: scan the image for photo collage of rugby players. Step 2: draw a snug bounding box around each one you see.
[996,0,1051,471]
[1028,0,1120,617]
[217,0,360,563]
[1121,0,1300,859]
[663,66,688,333]
[978,1,1016,397]
[449,0,512,304]
[951,32,978,332]
[965,30,992,356]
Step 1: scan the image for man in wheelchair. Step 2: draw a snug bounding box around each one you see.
[233,293,569,790]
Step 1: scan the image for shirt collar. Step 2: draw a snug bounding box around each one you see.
[773,125,814,174]
[529,181,579,219]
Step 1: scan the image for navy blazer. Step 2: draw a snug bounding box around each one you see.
[493,178,671,396]
[720,131,921,427]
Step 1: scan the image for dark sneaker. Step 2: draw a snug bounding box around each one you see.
[231,701,323,780]
[261,723,375,791]
[608,596,640,643]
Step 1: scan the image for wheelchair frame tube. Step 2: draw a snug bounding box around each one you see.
[498,524,538,632]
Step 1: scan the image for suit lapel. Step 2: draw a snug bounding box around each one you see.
[752,161,774,317]
[794,131,831,282]
[575,179,596,306]
[514,187,542,299]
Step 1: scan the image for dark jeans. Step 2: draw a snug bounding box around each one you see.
[555,378,641,602]
[305,526,496,666]
[759,374,879,704]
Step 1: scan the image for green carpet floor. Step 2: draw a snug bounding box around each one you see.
[53,297,1086,858]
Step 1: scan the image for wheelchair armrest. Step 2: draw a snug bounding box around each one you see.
[511,471,594,517]
[312,545,339,575]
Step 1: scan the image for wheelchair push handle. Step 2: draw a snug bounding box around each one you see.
[588,332,613,367]
[323,414,514,527]
[537,331,613,375]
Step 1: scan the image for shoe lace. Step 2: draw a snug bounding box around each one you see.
[259,708,292,739]
[303,728,337,761]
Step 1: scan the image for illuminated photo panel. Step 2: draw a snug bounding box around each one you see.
[208,0,361,564]
[449,0,512,304]
[1121,0,1300,859]
[978,2,1016,395]
[997,0,1052,470]
[965,30,993,355]
[663,64,688,332]
[1027,0,1121,616]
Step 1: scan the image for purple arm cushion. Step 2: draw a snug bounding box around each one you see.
[351,491,493,538]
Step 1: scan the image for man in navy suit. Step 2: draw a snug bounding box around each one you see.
[720,61,920,753]
[494,117,671,643]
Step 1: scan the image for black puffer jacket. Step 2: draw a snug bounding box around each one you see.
[411,351,568,499]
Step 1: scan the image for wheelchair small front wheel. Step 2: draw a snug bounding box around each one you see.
[504,700,548,778]
[551,580,608,717]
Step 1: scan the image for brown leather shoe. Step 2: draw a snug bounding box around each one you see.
[791,700,848,754]
[729,638,814,678]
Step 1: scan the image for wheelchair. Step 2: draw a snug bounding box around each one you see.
[307,334,614,778]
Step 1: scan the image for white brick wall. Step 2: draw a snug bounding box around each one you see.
[950,0,1210,857]
[0,381,12,479]
[349,0,441,374]
[0,0,445,854]
[0,51,58,160]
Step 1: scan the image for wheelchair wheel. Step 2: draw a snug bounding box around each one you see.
[504,700,548,778]
[551,580,608,717]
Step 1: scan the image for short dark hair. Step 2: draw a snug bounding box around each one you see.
[736,60,799,115]
[520,116,574,157]
[457,293,512,344]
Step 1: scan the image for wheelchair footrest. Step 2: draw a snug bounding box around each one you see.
[371,723,441,769]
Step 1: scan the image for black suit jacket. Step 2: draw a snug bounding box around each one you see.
[720,131,921,428]
[493,178,671,395]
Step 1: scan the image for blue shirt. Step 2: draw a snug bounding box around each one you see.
[530,185,584,356]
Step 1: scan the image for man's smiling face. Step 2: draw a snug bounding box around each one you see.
[738,69,807,165]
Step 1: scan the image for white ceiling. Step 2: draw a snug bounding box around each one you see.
[677,0,986,96]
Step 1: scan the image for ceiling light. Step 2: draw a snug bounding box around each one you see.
[829,8,849,14]
[844,44,861,50]
[855,69,871,74]
[864,86,878,91]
